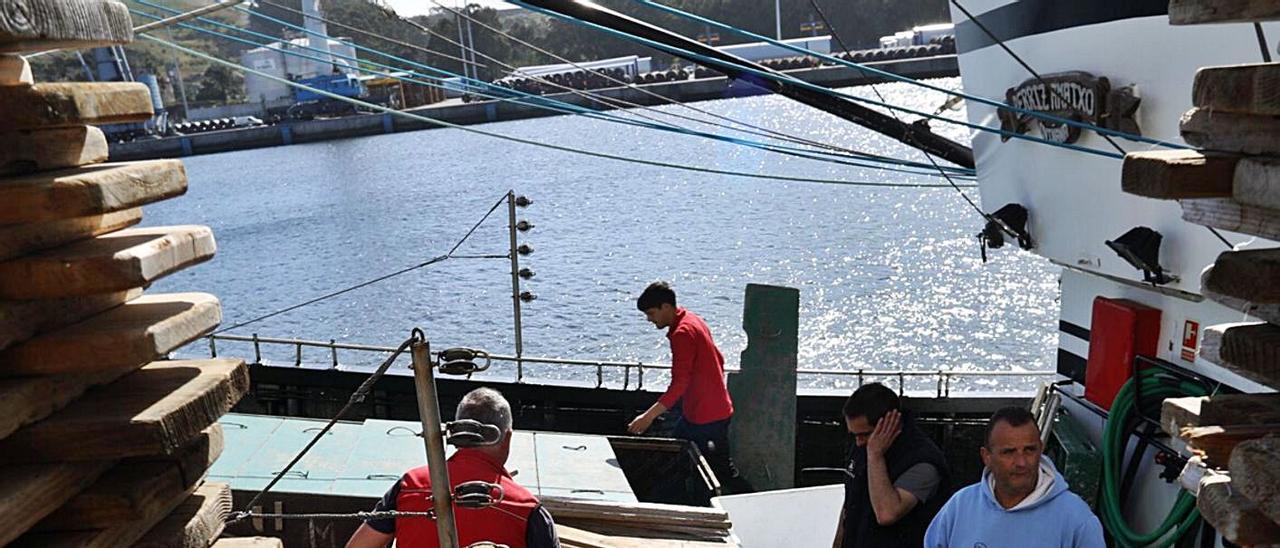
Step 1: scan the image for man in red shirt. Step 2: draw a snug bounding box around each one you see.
[628,281,744,492]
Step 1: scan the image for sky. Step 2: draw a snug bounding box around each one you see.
[382,0,519,17]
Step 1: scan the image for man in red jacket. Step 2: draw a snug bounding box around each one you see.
[628,281,743,492]
[346,388,561,548]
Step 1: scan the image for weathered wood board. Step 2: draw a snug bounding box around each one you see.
[0,126,109,175]
[0,287,139,351]
[1233,157,1280,211]
[0,82,153,129]
[0,461,115,546]
[1198,474,1280,545]
[211,538,284,547]
[1202,393,1280,426]
[0,160,185,225]
[1201,322,1280,388]
[1121,150,1237,199]
[1162,396,1204,437]
[134,482,233,548]
[0,207,141,262]
[1181,197,1280,242]
[1201,267,1280,324]
[0,225,216,299]
[1171,0,1280,25]
[0,359,248,462]
[0,54,32,85]
[1181,108,1280,155]
[1194,62,1280,115]
[1230,437,1280,526]
[0,292,221,376]
[0,0,133,53]
[1203,249,1280,305]
[1182,423,1280,466]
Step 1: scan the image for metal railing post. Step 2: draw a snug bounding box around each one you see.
[410,335,460,548]
[506,191,525,381]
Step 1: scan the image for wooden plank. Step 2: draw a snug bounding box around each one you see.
[1181,197,1280,241]
[0,207,140,262]
[1181,108,1280,155]
[0,126,109,175]
[1204,249,1280,305]
[1198,474,1280,545]
[1202,393,1280,426]
[12,475,199,547]
[0,160,186,224]
[0,287,139,351]
[0,368,127,441]
[1182,423,1280,466]
[1234,157,1280,211]
[0,82,153,130]
[36,426,224,530]
[1202,322,1280,388]
[1171,0,1280,25]
[212,538,284,548]
[0,225,216,299]
[1161,396,1204,436]
[1120,150,1237,199]
[134,482,232,548]
[1201,267,1280,324]
[0,292,221,376]
[0,359,248,463]
[542,498,731,529]
[1230,437,1280,526]
[0,461,115,545]
[1194,62,1280,115]
[0,0,132,53]
[0,54,32,85]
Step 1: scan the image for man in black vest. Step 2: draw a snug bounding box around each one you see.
[833,383,950,548]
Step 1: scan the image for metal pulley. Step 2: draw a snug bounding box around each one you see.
[437,347,491,375]
[454,481,505,509]
[445,419,503,447]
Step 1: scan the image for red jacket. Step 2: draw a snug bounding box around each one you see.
[395,449,539,547]
[659,307,733,424]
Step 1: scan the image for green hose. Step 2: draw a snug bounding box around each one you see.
[1099,368,1208,547]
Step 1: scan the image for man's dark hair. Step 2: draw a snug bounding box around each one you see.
[842,383,900,424]
[983,406,1038,448]
[636,281,677,311]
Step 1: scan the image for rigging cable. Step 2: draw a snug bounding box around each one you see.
[947,0,1237,249]
[141,34,976,189]
[134,3,973,177]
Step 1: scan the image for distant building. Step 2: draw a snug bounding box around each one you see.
[241,37,360,104]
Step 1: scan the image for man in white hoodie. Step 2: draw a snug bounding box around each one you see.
[924,407,1104,548]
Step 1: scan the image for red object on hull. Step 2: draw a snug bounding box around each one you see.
[1084,297,1162,410]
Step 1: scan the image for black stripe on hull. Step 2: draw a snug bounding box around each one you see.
[955,0,1169,54]
[1057,348,1087,385]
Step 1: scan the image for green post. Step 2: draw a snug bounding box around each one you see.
[727,283,799,491]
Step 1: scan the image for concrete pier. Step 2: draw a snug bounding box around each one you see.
[110,54,958,161]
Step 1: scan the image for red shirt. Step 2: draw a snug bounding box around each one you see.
[393,449,540,547]
[659,307,733,424]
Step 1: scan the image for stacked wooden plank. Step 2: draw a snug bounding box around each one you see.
[0,1,251,545]
[542,498,736,545]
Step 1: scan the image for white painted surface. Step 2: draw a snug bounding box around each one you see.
[713,484,843,548]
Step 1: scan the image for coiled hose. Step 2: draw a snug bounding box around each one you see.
[1100,368,1209,547]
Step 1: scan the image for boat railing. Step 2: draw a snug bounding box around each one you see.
[204,333,1057,397]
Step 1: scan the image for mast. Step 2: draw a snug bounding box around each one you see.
[514,0,974,168]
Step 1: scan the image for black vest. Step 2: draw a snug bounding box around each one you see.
[842,412,951,548]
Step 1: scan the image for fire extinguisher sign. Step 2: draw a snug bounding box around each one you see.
[1180,320,1200,362]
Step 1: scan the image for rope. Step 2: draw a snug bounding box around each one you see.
[212,193,507,335]
[232,332,420,522]
[638,0,1185,151]
[140,34,976,188]
[235,510,436,521]
[141,2,973,178]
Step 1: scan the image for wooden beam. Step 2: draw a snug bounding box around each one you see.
[1194,62,1280,115]
[0,461,115,546]
[0,0,132,53]
[0,207,141,262]
[1181,197,1280,241]
[1203,249,1280,305]
[1121,150,1237,199]
[212,538,284,547]
[11,476,198,547]
[1161,396,1204,436]
[0,54,32,86]
[0,82,153,130]
[1198,474,1280,545]
[1230,437,1280,526]
[1202,393,1280,425]
[0,160,186,225]
[1233,157,1280,210]
[1182,423,1280,466]
[0,126,109,176]
[36,426,224,530]
[0,225,216,299]
[1201,267,1280,323]
[0,359,247,463]
[1201,322,1280,389]
[0,367,129,441]
[134,482,232,548]
[1181,108,1280,155]
[1171,0,1280,25]
[542,498,731,529]
[0,288,139,351]
[0,292,221,376]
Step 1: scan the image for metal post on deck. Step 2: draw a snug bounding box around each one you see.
[409,333,460,548]
[506,191,525,380]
